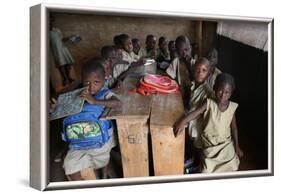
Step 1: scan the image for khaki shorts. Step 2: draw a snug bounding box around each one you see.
[63,128,116,175]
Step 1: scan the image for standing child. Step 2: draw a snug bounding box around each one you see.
[206,48,222,90]
[59,59,121,180]
[175,73,243,173]
[185,58,212,172]
[166,35,193,105]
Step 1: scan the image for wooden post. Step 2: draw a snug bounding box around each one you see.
[150,94,185,176]
[196,21,203,58]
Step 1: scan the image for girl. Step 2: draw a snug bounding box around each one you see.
[174,73,243,173]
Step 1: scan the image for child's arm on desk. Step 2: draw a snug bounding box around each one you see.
[174,101,207,137]
[80,88,121,108]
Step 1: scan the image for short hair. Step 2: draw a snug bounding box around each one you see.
[206,48,218,60]
[214,73,236,91]
[81,57,105,78]
[175,35,191,50]
[158,36,167,46]
[194,57,210,69]
[118,34,130,47]
[101,45,115,60]
[132,38,139,44]
[168,40,175,47]
[146,34,155,43]
[113,34,121,47]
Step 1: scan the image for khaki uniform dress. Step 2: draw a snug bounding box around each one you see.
[188,81,212,148]
[201,98,240,173]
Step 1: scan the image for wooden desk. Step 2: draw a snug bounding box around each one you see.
[102,64,156,177]
[150,93,185,176]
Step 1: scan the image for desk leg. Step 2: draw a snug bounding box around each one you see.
[150,126,185,176]
[116,118,149,177]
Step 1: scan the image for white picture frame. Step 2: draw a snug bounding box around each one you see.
[30,3,273,191]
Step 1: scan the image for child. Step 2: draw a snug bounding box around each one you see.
[144,34,157,59]
[206,48,222,89]
[168,40,178,62]
[60,59,121,180]
[101,46,118,88]
[174,73,243,173]
[118,34,145,67]
[185,57,212,173]
[166,35,193,103]
[49,15,76,86]
[132,38,145,59]
[156,36,170,70]
[157,36,170,62]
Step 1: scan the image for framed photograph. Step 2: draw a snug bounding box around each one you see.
[30,3,273,191]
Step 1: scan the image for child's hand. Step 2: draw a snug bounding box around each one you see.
[49,98,57,113]
[79,87,95,104]
[174,120,188,137]
[236,146,244,158]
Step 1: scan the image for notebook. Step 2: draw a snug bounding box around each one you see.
[50,87,86,120]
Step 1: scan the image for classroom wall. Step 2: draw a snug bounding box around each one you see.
[50,12,217,92]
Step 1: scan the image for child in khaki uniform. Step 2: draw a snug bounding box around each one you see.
[206,48,222,90]
[185,57,212,173]
[175,73,243,173]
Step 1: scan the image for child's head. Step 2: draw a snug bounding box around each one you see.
[132,38,141,54]
[193,57,210,84]
[168,40,176,52]
[214,73,235,104]
[101,45,117,66]
[206,48,219,72]
[146,34,156,50]
[175,35,191,59]
[81,58,106,95]
[191,42,199,57]
[113,34,121,48]
[118,34,133,53]
[158,37,168,50]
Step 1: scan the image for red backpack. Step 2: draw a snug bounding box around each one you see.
[130,74,179,96]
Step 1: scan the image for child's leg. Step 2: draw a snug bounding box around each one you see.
[58,66,70,85]
[67,168,96,181]
[101,165,109,179]
[65,64,74,82]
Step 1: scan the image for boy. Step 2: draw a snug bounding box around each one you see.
[166,35,194,105]
[185,58,212,173]
[61,59,121,180]
[144,34,157,59]
[206,48,222,89]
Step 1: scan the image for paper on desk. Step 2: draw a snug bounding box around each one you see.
[144,59,155,66]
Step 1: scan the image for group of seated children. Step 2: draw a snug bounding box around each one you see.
[51,33,243,180]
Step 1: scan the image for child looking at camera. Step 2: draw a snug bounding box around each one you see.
[175,73,243,173]
[59,59,121,180]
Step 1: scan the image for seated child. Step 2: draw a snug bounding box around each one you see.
[118,34,145,67]
[185,57,212,173]
[206,48,222,90]
[156,36,170,70]
[174,73,243,173]
[168,40,178,62]
[59,59,121,180]
[166,35,193,104]
[132,38,145,59]
[144,34,157,59]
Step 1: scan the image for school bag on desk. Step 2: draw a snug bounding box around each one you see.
[130,74,179,96]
